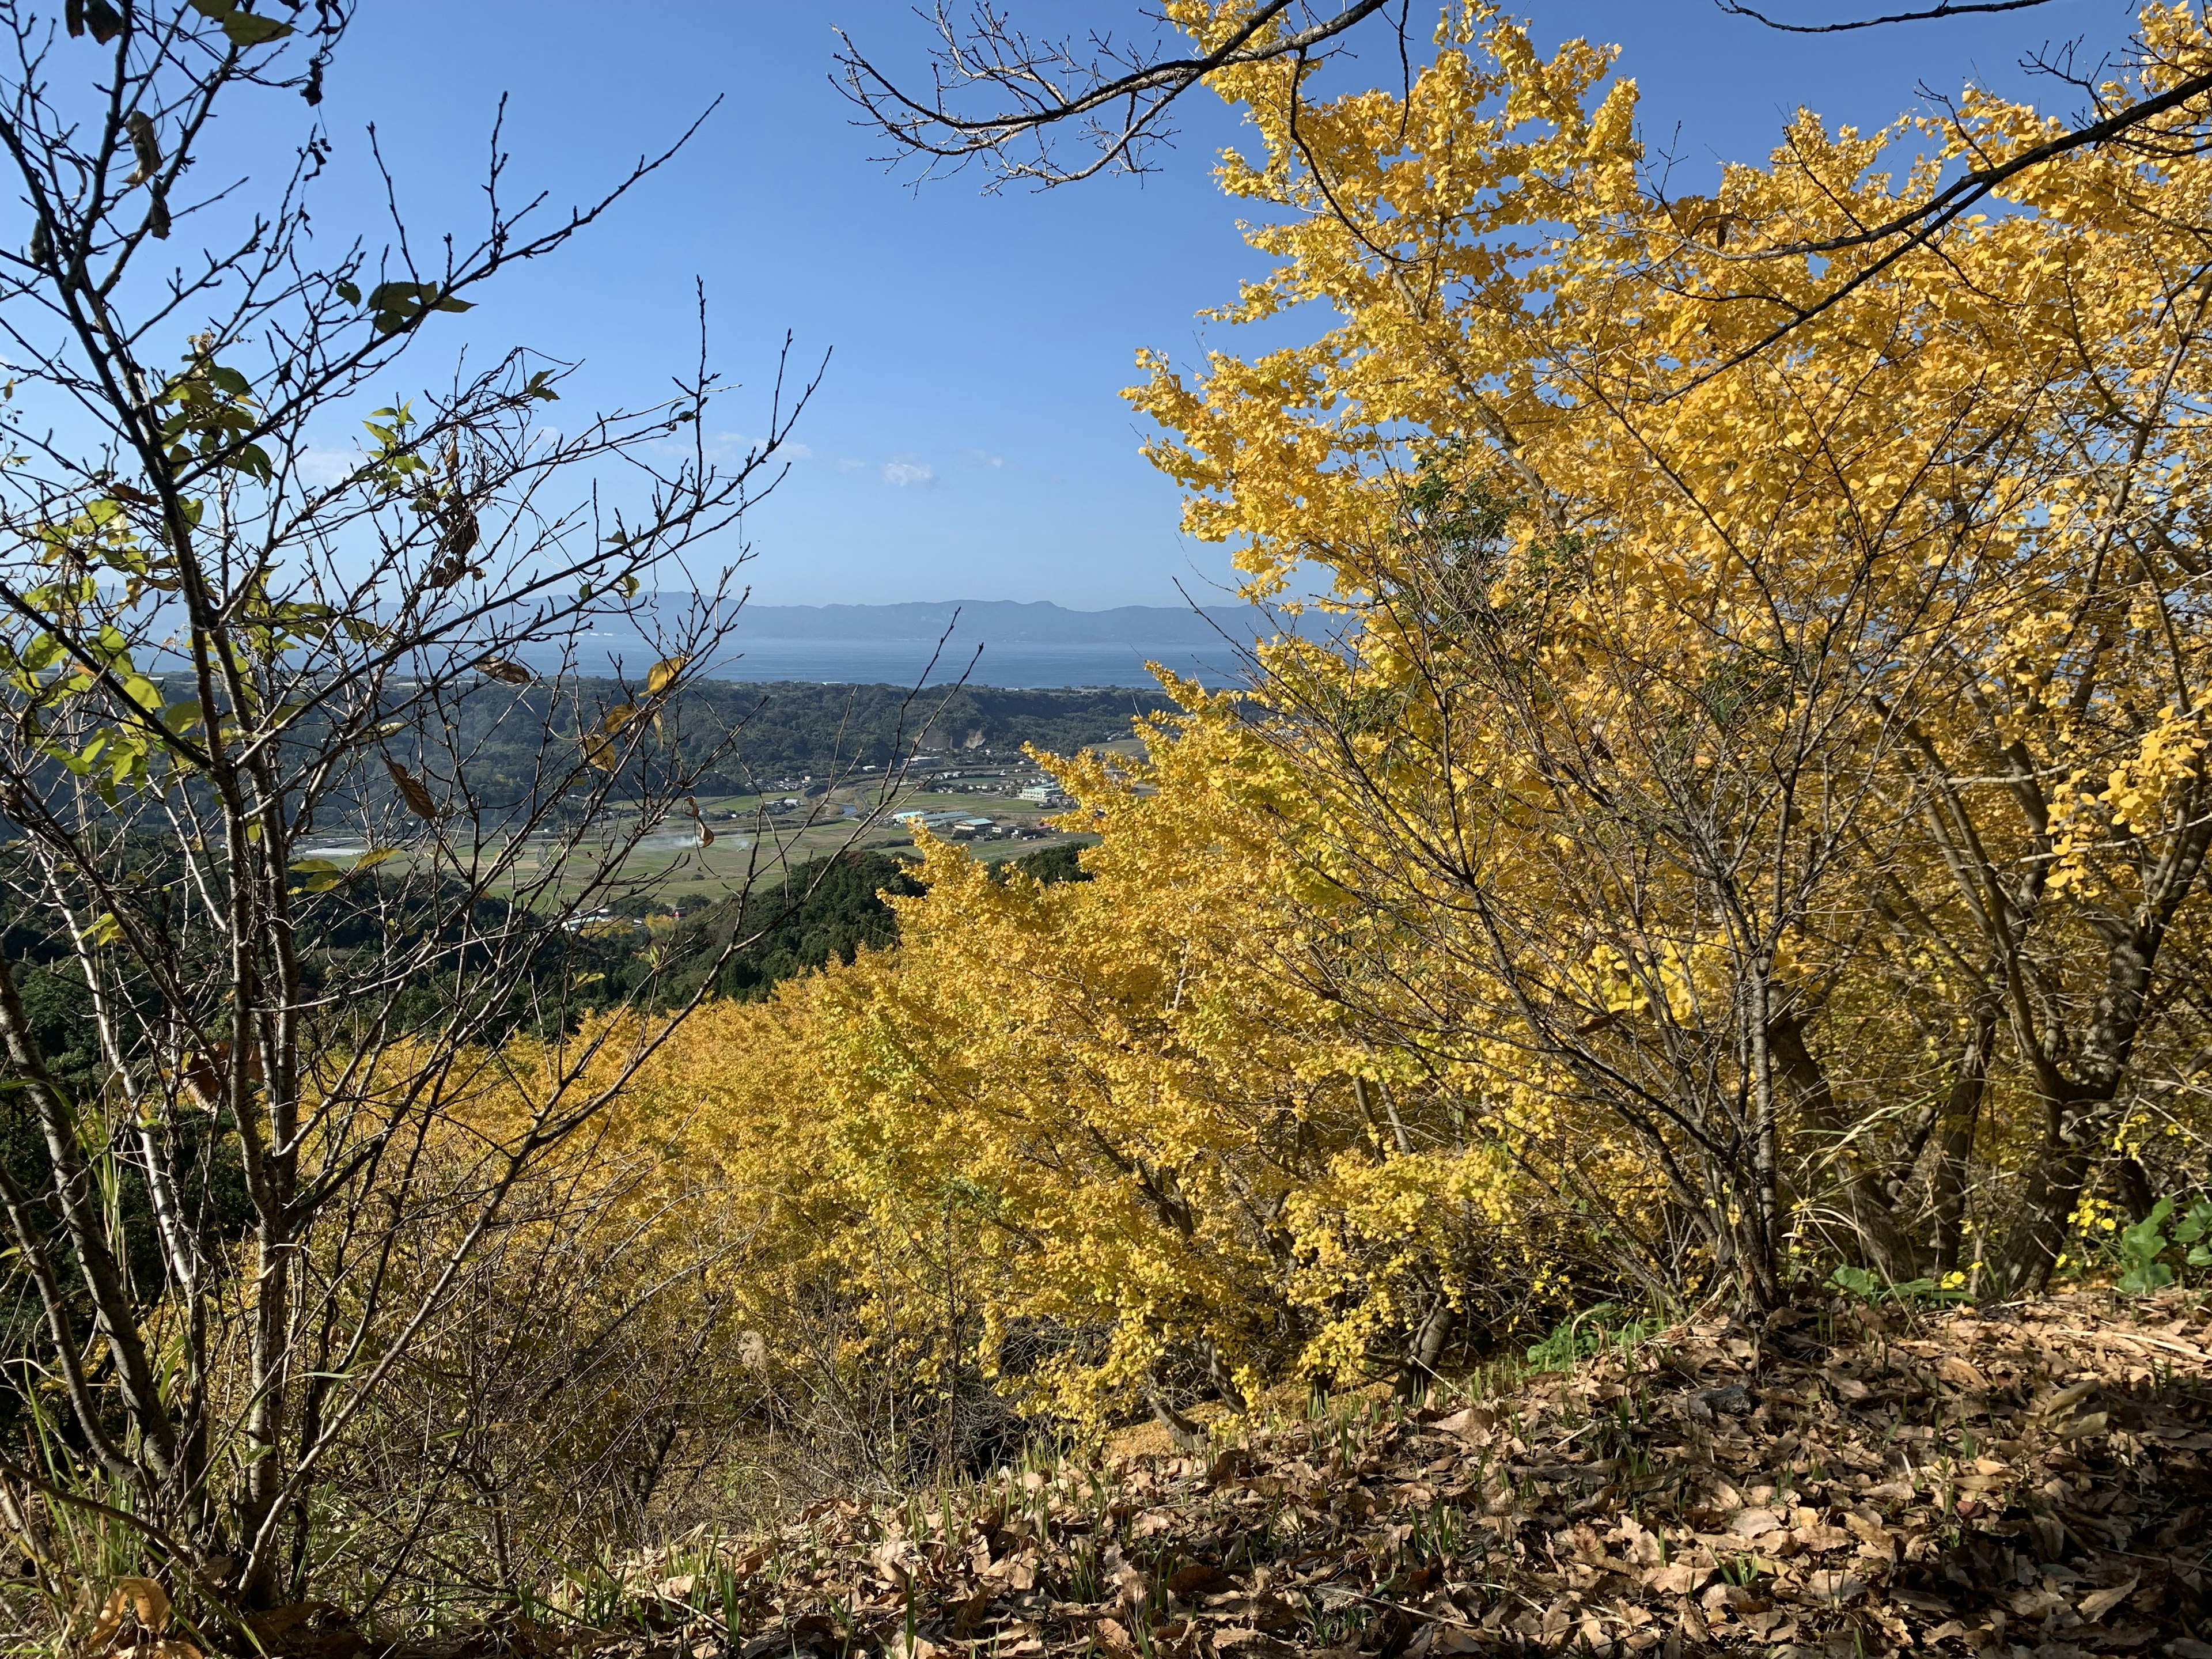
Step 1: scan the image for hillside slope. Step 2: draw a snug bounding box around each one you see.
[590,1293,2211,1659]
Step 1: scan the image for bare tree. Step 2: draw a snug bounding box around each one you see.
[0,0,854,1624]
[835,1,1393,189]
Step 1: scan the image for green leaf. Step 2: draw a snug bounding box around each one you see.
[335,279,361,305]
[221,9,291,46]
[1830,1264,1880,1303]
[366,281,474,336]
[2117,1199,2174,1297]
[84,912,124,948]
[288,855,345,893]
[2119,1259,2175,1296]
[2175,1199,2212,1247]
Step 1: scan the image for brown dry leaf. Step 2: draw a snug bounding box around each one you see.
[1937,1355,1990,1388]
[570,1290,2212,1659]
[1840,1510,1888,1546]
[871,1537,918,1586]
[475,656,531,684]
[1805,1570,1868,1604]
[2078,1576,2139,1622]
[1094,1616,1137,1656]
[1432,1404,1495,1436]
[86,1577,171,1650]
[1728,1506,1783,1537]
[384,759,437,818]
[1168,1562,1226,1598]
[1647,1562,1709,1596]
[2037,1380,2100,1416]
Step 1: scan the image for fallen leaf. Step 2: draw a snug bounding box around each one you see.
[2078,1577,2138,1622]
[87,1578,171,1652]
[1937,1355,1990,1388]
[1648,1562,1710,1596]
[1169,1562,1227,1598]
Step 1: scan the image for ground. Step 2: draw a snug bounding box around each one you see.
[560,1291,2212,1659]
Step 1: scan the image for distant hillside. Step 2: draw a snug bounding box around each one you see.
[425,679,1176,805]
[495,599,1272,690]
[725,600,1263,645]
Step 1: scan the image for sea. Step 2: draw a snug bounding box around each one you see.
[514,632,1249,690]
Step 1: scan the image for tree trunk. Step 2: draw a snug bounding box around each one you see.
[1768,1014,1921,1281]
[1931,996,1997,1275]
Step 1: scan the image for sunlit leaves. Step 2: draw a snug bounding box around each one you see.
[288,847,399,894]
[187,0,293,48]
[365,281,473,336]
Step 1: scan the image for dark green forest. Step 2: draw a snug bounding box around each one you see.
[635,842,1090,1007]
[425,678,1172,805]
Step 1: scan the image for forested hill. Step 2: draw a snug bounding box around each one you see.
[653,679,1175,778]
[270,678,1177,809]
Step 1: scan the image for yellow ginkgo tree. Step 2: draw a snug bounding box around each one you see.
[1122,2,2212,1304]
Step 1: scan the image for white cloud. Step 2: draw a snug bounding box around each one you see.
[965,448,1009,469]
[291,446,358,488]
[882,460,935,488]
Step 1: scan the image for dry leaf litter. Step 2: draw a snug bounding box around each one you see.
[211,1292,2212,1659]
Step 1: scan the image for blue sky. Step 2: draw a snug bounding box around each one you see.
[266,0,2133,608]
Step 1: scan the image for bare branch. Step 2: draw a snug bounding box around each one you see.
[835,0,1391,188]
[1715,0,2058,33]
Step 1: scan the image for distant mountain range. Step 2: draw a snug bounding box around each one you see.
[726,600,1264,646]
